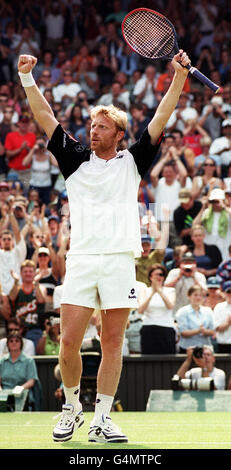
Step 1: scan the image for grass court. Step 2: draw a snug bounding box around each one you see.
[1,411,231,450]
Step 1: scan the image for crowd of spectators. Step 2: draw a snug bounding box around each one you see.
[0,0,231,399]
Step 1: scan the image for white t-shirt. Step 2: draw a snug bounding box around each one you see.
[133,76,158,109]
[0,236,26,294]
[48,125,162,257]
[213,301,231,344]
[53,83,82,103]
[142,286,176,328]
[164,268,207,314]
[185,367,225,390]
[153,177,192,221]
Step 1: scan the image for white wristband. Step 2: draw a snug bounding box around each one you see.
[18,71,35,87]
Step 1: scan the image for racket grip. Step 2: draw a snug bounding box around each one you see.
[187,65,220,93]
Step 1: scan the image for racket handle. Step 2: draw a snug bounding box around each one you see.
[186,65,220,93]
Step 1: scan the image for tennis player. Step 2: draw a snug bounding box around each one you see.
[18,50,190,444]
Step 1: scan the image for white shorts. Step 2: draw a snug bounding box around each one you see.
[61,252,138,310]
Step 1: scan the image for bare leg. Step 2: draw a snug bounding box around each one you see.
[97,308,130,395]
[59,304,94,388]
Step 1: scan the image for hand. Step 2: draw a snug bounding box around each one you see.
[18,54,37,74]
[172,50,190,75]
[10,270,20,283]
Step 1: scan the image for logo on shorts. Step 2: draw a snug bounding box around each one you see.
[128,288,137,299]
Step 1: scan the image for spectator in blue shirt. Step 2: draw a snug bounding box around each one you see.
[176,285,215,353]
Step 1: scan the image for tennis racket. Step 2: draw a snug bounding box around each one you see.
[122,8,220,93]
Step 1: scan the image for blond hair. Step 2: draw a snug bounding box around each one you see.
[90,104,127,131]
[21,259,36,271]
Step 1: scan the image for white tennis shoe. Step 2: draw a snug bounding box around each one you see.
[88,414,128,443]
[53,404,84,442]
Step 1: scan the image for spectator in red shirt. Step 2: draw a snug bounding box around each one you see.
[4,114,36,190]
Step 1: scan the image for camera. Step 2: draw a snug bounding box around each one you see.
[171,374,214,391]
[184,268,192,273]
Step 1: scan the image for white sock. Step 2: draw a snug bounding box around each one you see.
[93,393,114,424]
[63,384,81,412]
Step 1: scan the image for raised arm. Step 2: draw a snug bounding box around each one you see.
[18,55,58,140]
[148,50,190,145]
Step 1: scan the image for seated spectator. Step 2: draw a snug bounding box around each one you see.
[203,276,224,310]
[9,260,46,348]
[36,317,60,355]
[74,58,99,103]
[22,136,58,205]
[130,103,150,140]
[52,69,81,109]
[0,318,35,357]
[193,188,231,260]
[0,331,39,402]
[138,264,176,354]
[125,279,147,354]
[192,157,224,200]
[173,188,202,246]
[97,81,130,111]
[67,104,85,136]
[176,285,214,353]
[189,224,222,278]
[213,281,231,353]
[165,91,198,133]
[133,64,159,111]
[164,251,207,315]
[176,346,226,390]
[135,235,165,287]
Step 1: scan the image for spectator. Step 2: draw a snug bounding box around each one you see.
[193,188,231,260]
[173,188,202,246]
[47,215,60,252]
[22,136,58,205]
[67,104,85,136]
[9,259,46,348]
[36,317,60,355]
[11,27,40,80]
[194,136,221,177]
[97,81,130,111]
[44,2,65,52]
[130,103,150,141]
[199,96,227,141]
[116,43,139,77]
[33,246,59,313]
[213,281,231,353]
[165,91,198,133]
[125,279,147,354]
[135,234,165,287]
[176,346,226,390]
[192,157,223,200]
[0,105,14,179]
[138,264,176,354]
[4,114,36,189]
[183,117,208,159]
[209,119,231,177]
[219,49,231,86]
[216,244,231,287]
[203,276,224,310]
[176,285,214,353]
[133,64,158,111]
[189,224,222,278]
[0,318,35,357]
[74,58,99,103]
[0,278,11,339]
[150,147,188,247]
[164,251,207,315]
[0,205,26,295]
[52,69,81,108]
[0,331,38,396]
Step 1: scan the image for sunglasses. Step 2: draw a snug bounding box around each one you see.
[38,253,48,257]
[204,163,215,167]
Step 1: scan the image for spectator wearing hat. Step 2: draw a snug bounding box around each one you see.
[33,246,59,313]
[193,188,231,260]
[4,114,36,189]
[213,281,231,353]
[164,251,207,315]
[203,276,224,310]
[175,285,214,353]
[135,235,165,287]
[173,188,202,246]
[209,119,231,178]
[22,136,59,205]
[189,224,222,278]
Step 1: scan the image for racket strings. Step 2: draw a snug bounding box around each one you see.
[123,10,175,59]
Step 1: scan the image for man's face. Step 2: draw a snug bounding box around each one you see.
[162,165,175,183]
[21,267,35,283]
[202,348,215,368]
[90,114,123,156]
[1,234,13,251]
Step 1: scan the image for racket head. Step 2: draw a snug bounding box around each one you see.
[122,8,179,61]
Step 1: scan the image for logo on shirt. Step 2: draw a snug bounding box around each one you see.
[63,133,67,148]
[128,288,137,299]
[75,143,84,152]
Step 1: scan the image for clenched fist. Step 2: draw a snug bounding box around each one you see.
[18,55,37,74]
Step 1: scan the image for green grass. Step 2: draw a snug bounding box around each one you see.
[1,411,231,449]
